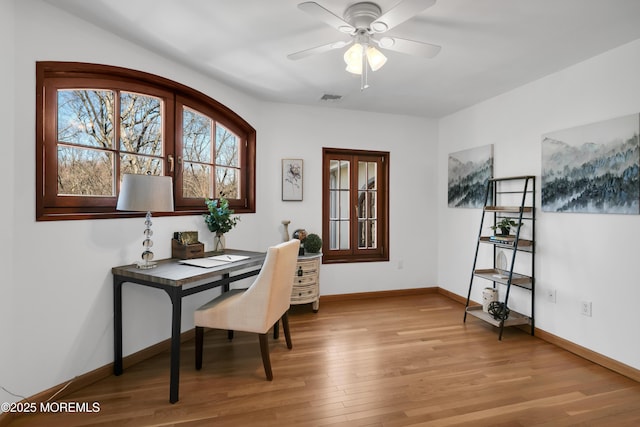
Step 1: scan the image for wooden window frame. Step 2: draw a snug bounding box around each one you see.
[36,62,256,221]
[322,147,390,264]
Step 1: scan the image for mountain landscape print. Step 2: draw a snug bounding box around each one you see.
[448,145,493,208]
[542,114,640,214]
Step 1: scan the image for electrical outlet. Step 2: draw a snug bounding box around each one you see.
[580,301,592,317]
[547,289,556,303]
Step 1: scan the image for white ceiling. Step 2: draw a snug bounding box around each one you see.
[44,0,640,118]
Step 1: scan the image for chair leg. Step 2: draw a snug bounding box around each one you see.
[195,326,204,370]
[227,330,234,340]
[258,333,273,381]
[281,311,293,350]
[273,320,279,339]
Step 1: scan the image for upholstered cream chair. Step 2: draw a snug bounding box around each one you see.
[194,239,300,380]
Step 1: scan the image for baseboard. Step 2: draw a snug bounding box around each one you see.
[320,286,439,303]
[436,287,640,383]
[533,328,640,382]
[0,329,196,427]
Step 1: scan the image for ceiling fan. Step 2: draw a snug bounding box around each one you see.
[288,0,441,89]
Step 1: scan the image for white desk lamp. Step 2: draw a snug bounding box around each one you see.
[117,173,174,269]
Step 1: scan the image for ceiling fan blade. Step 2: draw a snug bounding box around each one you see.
[371,0,437,33]
[298,2,356,34]
[377,37,441,58]
[287,40,352,60]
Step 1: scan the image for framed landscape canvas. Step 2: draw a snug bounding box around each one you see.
[282,158,303,201]
[448,145,493,208]
[541,114,640,214]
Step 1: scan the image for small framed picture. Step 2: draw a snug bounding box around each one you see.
[282,159,303,201]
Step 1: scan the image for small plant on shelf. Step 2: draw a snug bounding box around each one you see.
[490,218,520,236]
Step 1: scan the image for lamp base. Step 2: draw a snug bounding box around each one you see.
[136,260,158,269]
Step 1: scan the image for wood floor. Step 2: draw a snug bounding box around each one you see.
[7,293,640,426]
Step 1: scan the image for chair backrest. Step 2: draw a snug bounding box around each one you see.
[239,239,300,333]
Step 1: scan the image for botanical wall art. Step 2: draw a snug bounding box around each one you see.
[541,114,640,214]
[282,158,303,201]
[448,144,493,208]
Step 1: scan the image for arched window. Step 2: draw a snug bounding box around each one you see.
[36,62,256,221]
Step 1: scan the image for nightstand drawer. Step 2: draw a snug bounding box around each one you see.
[290,254,322,312]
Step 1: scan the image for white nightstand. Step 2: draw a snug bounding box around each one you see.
[290,253,321,312]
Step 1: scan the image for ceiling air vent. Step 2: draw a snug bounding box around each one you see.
[320,94,342,102]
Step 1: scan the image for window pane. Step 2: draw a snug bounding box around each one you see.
[120,92,162,157]
[58,89,114,149]
[183,161,211,198]
[339,190,350,219]
[58,146,113,196]
[330,160,350,190]
[216,167,238,199]
[183,108,212,163]
[358,191,366,219]
[358,219,377,249]
[358,161,377,190]
[329,219,350,250]
[120,154,163,176]
[216,124,239,167]
[339,220,350,249]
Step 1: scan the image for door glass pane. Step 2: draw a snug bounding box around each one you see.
[120,92,162,157]
[58,146,113,196]
[57,89,114,149]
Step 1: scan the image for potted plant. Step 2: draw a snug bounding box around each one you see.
[490,218,520,236]
[304,233,322,253]
[204,195,240,253]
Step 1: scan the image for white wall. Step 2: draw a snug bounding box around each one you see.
[2,0,438,403]
[1,0,17,405]
[437,38,640,370]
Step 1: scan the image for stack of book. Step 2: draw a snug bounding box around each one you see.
[489,235,515,245]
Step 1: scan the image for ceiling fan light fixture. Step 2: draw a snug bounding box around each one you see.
[344,42,364,74]
[344,42,386,75]
[366,46,387,71]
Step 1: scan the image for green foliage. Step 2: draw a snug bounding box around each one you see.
[304,233,322,253]
[490,218,520,234]
[204,195,239,234]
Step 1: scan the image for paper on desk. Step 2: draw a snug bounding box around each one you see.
[209,255,250,262]
[178,258,230,268]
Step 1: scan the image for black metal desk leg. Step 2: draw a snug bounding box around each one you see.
[113,278,124,376]
[168,288,182,404]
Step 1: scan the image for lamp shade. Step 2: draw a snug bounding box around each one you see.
[344,42,364,74]
[116,174,174,213]
[344,43,387,75]
[366,46,387,71]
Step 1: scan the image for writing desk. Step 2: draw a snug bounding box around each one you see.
[112,249,266,403]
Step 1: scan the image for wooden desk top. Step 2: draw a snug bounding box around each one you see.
[112,249,266,287]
